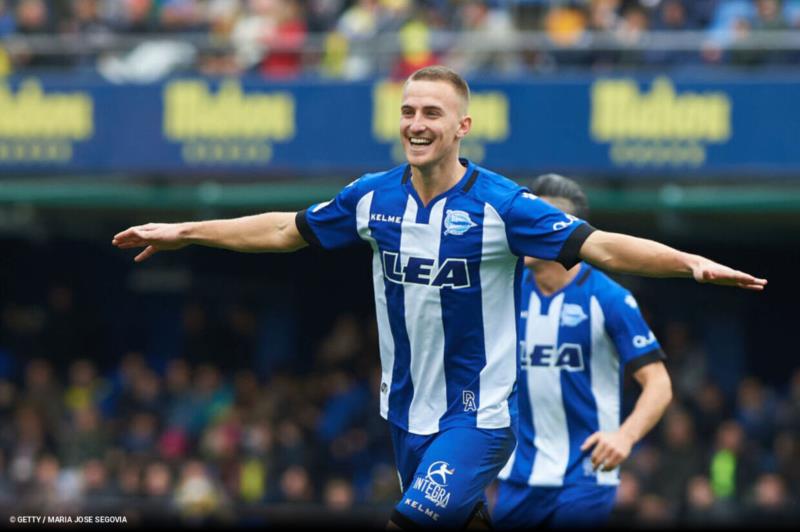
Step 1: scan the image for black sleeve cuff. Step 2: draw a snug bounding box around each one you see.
[295,209,322,248]
[390,509,423,530]
[627,347,667,373]
[556,223,596,269]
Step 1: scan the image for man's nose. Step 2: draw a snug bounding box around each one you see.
[409,116,426,132]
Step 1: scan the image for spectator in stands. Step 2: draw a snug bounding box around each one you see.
[80,458,117,506]
[116,460,144,501]
[684,474,737,524]
[323,476,354,511]
[754,0,790,30]
[709,420,758,503]
[259,0,308,78]
[177,459,232,521]
[636,493,672,525]
[59,406,109,466]
[9,405,53,489]
[654,407,706,505]
[21,359,62,436]
[277,464,314,503]
[13,1,52,36]
[114,0,159,34]
[444,0,519,75]
[647,0,702,66]
[736,377,777,448]
[121,411,160,456]
[64,359,109,413]
[0,380,16,449]
[335,0,381,79]
[745,473,795,522]
[614,3,650,67]
[159,0,209,33]
[778,369,800,433]
[663,321,708,401]
[389,11,440,79]
[771,430,800,499]
[24,454,65,510]
[690,381,728,439]
[190,364,234,437]
[0,0,14,36]
[62,0,115,71]
[610,470,641,523]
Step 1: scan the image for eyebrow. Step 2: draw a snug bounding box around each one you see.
[401,104,445,113]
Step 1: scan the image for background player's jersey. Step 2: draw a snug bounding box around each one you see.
[498,264,666,486]
[296,159,593,435]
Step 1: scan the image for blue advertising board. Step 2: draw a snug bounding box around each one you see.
[0,75,798,178]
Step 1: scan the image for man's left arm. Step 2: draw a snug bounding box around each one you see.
[581,362,672,471]
[578,230,767,290]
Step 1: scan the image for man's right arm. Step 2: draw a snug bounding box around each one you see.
[112,212,307,262]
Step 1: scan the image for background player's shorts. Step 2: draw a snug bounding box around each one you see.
[389,424,516,528]
[493,480,617,529]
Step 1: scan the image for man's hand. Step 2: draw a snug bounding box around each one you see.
[112,223,189,262]
[580,431,634,472]
[691,256,767,291]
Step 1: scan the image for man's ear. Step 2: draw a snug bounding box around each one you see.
[457,115,472,139]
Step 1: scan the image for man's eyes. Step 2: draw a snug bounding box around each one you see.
[401,108,442,117]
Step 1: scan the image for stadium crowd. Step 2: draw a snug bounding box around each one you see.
[0,273,798,525]
[0,0,799,78]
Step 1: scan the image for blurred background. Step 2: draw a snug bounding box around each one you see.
[0,0,799,527]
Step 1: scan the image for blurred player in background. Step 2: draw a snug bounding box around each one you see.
[493,174,672,529]
[113,66,765,529]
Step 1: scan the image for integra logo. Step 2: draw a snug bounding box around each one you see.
[382,252,471,289]
[521,344,584,371]
[410,461,454,509]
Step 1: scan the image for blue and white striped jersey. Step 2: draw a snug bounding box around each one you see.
[497,264,666,487]
[296,160,594,435]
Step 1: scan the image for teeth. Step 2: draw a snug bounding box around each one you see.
[410,138,432,145]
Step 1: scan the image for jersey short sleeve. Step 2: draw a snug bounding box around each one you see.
[295,178,363,250]
[504,191,595,269]
[600,289,666,372]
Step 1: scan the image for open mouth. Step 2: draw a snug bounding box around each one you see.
[408,137,433,146]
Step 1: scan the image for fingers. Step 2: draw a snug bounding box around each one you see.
[113,224,162,245]
[591,441,610,470]
[134,245,158,262]
[113,227,147,247]
[580,432,599,452]
[586,433,629,471]
[601,453,624,471]
[592,443,624,471]
[698,267,767,290]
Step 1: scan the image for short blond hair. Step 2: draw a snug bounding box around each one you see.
[406,65,470,111]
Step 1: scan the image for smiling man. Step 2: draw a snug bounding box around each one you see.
[113,66,765,528]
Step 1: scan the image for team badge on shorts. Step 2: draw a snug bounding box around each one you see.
[444,210,477,236]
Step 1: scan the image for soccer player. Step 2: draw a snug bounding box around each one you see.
[113,66,765,529]
[493,174,672,529]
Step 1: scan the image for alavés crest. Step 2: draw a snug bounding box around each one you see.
[443,210,477,236]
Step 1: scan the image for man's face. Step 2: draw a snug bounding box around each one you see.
[400,80,471,170]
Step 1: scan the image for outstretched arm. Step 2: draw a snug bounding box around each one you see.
[112,212,307,262]
[579,230,767,290]
[581,361,672,471]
